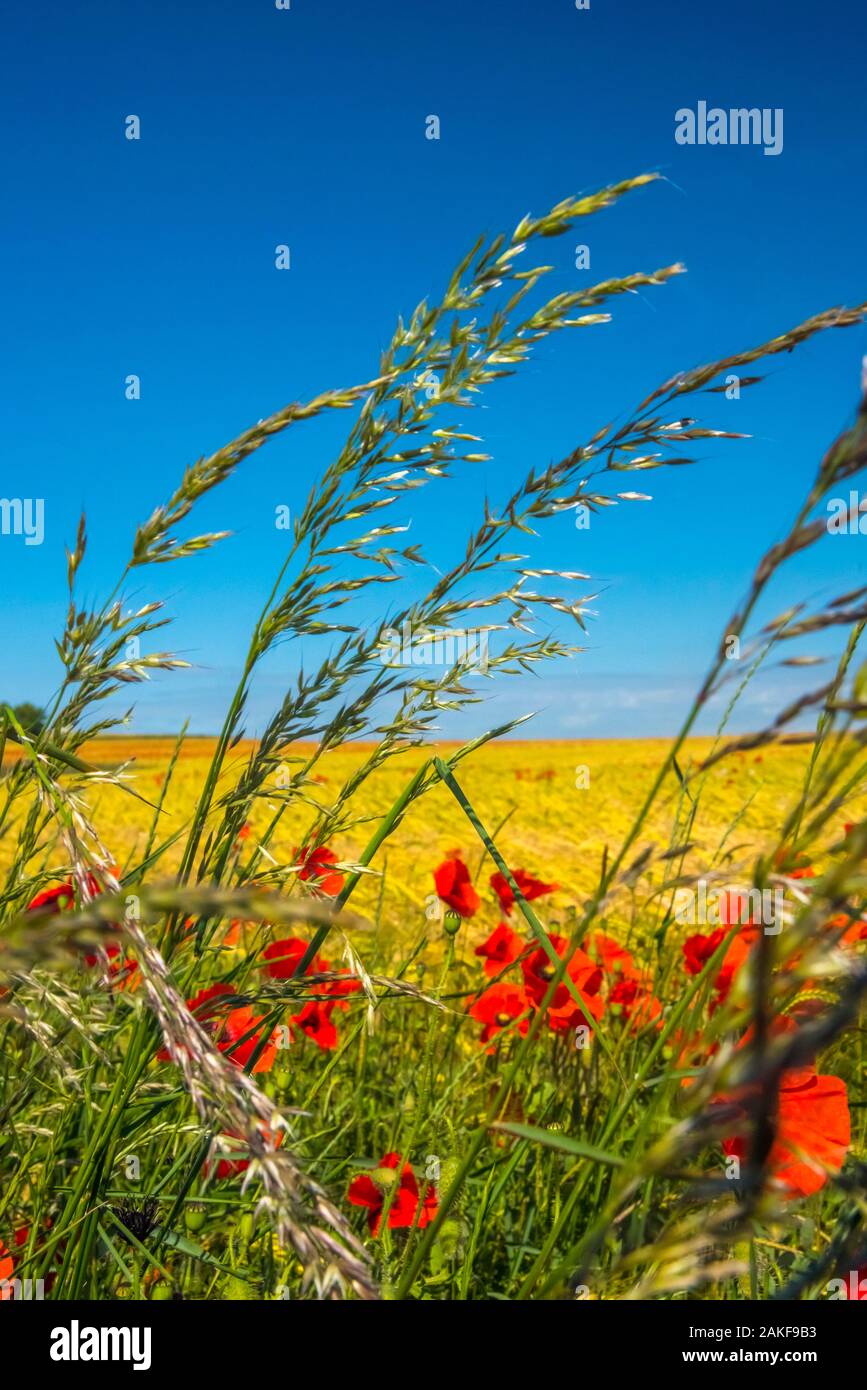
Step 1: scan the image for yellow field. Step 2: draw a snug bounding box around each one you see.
[8,735,851,949]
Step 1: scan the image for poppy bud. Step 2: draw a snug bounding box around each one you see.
[185,1202,206,1233]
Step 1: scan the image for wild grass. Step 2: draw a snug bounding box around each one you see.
[2,172,867,1300]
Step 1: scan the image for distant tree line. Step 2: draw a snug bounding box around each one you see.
[1,702,45,735]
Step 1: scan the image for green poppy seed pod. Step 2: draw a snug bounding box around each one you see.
[443,908,461,936]
[371,1166,399,1191]
[185,1202,206,1233]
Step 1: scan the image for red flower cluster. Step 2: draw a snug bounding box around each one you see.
[27,878,137,985]
[157,983,279,1074]
[825,912,867,947]
[347,1153,438,1236]
[591,934,662,1031]
[295,844,345,897]
[679,938,853,1201]
[469,931,604,1047]
[262,935,360,1051]
[433,855,560,922]
[469,917,665,1047]
[718,1021,851,1200]
[608,975,662,1029]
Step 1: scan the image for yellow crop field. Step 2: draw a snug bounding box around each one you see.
[9,735,848,944]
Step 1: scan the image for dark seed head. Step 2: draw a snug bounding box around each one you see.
[112,1197,160,1244]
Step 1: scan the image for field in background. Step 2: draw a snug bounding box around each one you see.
[6,735,847,941]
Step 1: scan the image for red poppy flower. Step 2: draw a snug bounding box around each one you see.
[547,992,606,1034]
[672,1029,719,1088]
[434,856,479,918]
[31,869,109,910]
[490,867,558,915]
[190,982,238,1019]
[474,922,526,978]
[290,1000,338,1050]
[205,1125,283,1180]
[84,944,138,988]
[262,936,327,980]
[295,845,344,897]
[347,1153,438,1236]
[714,928,760,1005]
[825,913,867,946]
[683,928,727,977]
[83,941,122,968]
[682,923,759,1007]
[261,936,357,1008]
[27,882,75,913]
[28,878,135,980]
[469,983,530,1047]
[221,1006,279,1073]
[521,935,603,1012]
[593,932,639,980]
[773,847,815,881]
[609,976,662,1031]
[156,984,235,1059]
[0,1239,12,1291]
[323,971,362,1007]
[722,1064,850,1198]
[1,1221,57,1296]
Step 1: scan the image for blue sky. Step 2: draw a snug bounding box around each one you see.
[1,0,865,739]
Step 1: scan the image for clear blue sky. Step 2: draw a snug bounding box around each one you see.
[1,0,865,739]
